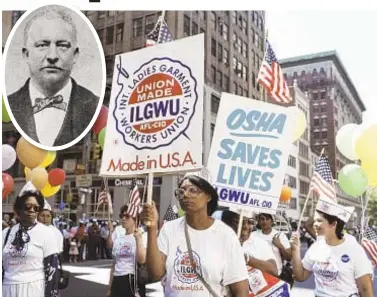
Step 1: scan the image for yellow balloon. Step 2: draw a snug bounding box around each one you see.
[30,167,48,190]
[16,137,47,169]
[24,167,31,181]
[39,151,56,168]
[355,124,377,163]
[362,161,377,187]
[41,183,61,198]
[289,107,307,142]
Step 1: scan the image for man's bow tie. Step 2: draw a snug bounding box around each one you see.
[33,95,67,114]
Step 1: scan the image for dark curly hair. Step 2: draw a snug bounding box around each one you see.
[179,175,218,216]
[316,210,345,240]
[119,204,137,221]
[14,190,45,213]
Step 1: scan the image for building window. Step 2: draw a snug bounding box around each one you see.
[223,75,230,92]
[210,124,215,140]
[211,66,216,84]
[210,11,217,30]
[244,90,249,97]
[242,65,248,81]
[218,43,223,62]
[133,18,143,37]
[211,38,217,57]
[222,23,229,40]
[314,118,320,126]
[252,50,255,66]
[199,11,205,20]
[98,11,106,19]
[106,26,114,45]
[237,37,242,53]
[145,15,156,34]
[289,197,297,209]
[322,131,327,139]
[288,155,296,168]
[216,70,222,86]
[255,32,259,48]
[299,142,309,159]
[242,19,247,34]
[238,86,243,96]
[233,82,238,94]
[299,161,309,177]
[242,41,248,58]
[192,22,198,35]
[233,57,237,71]
[321,105,326,113]
[252,72,256,88]
[116,23,124,43]
[184,15,190,35]
[300,181,309,195]
[237,61,242,77]
[314,132,320,139]
[320,91,326,99]
[211,94,220,113]
[321,118,327,127]
[287,175,297,189]
[223,48,229,65]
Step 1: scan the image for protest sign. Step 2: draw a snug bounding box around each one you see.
[247,267,290,297]
[208,94,295,214]
[100,34,204,176]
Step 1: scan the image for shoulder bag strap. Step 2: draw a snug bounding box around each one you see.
[3,227,12,249]
[184,220,222,297]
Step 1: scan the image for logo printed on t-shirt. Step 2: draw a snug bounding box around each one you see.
[4,233,28,258]
[341,254,350,263]
[313,261,339,283]
[119,242,132,258]
[173,246,202,284]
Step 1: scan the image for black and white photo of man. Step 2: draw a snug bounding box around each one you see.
[4,5,105,148]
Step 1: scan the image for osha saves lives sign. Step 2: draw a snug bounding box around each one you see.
[208,94,295,214]
[100,34,204,176]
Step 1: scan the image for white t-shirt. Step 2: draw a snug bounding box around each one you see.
[111,227,147,276]
[302,234,373,297]
[243,235,276,263]
[158,217,248,297]
[49,225,64,253]
[252,229,290,275]
[2,223,59,284]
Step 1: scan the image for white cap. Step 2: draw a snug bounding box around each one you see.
[19,181,37,196]
[43,199,52,211]
[184,167,213,184]
[316,198,355,223]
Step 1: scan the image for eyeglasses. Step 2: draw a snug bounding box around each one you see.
[24,204,41,212]
[174,186,202,199]
[119,213,133,219]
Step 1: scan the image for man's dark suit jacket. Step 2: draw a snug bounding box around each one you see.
[7,78,100,146]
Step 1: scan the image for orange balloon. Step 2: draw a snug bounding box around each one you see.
[280,185,292,202]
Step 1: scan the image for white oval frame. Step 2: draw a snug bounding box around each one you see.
[2,3,106,151]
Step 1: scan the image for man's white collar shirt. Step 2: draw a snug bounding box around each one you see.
[29,79,71,146]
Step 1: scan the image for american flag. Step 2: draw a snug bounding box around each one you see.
[145,17,173,47]
[361,226,377,267]
[96,190,113,215]
[257,39,292,104]
[310,156,336,201]
[126,179,142,218]
[164,204,179,222]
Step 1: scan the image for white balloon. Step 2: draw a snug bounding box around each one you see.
[2,144,17,171]
[336,124,359,160]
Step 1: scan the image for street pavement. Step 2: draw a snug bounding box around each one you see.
[60,255,377,297]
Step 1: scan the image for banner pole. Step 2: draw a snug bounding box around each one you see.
[237,209,244,239]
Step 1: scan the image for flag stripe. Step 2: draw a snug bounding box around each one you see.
[257,40,292,104]
[126,180,141,218]
[310,156,336,201]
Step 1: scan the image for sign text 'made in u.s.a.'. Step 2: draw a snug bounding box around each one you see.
[207,94,295,214]
[100,34,204,176]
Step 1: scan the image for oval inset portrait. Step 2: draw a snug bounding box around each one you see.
[3,4,106,150]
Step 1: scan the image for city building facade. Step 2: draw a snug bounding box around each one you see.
[2,10,266,222]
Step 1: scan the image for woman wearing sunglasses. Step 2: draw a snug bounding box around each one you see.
[2,189,60,297]
[106,205,147,297]
[141,172,249,297]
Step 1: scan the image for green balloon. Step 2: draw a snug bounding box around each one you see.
[2,98,11,122]
[98,127,106,149]
[338,164,368,197]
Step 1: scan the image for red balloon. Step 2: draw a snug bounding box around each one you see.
[2,173,14,200]
[48,168,66,186]
[92,105,108,134]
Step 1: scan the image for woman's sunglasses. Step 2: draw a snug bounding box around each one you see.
[24,204,41,212]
